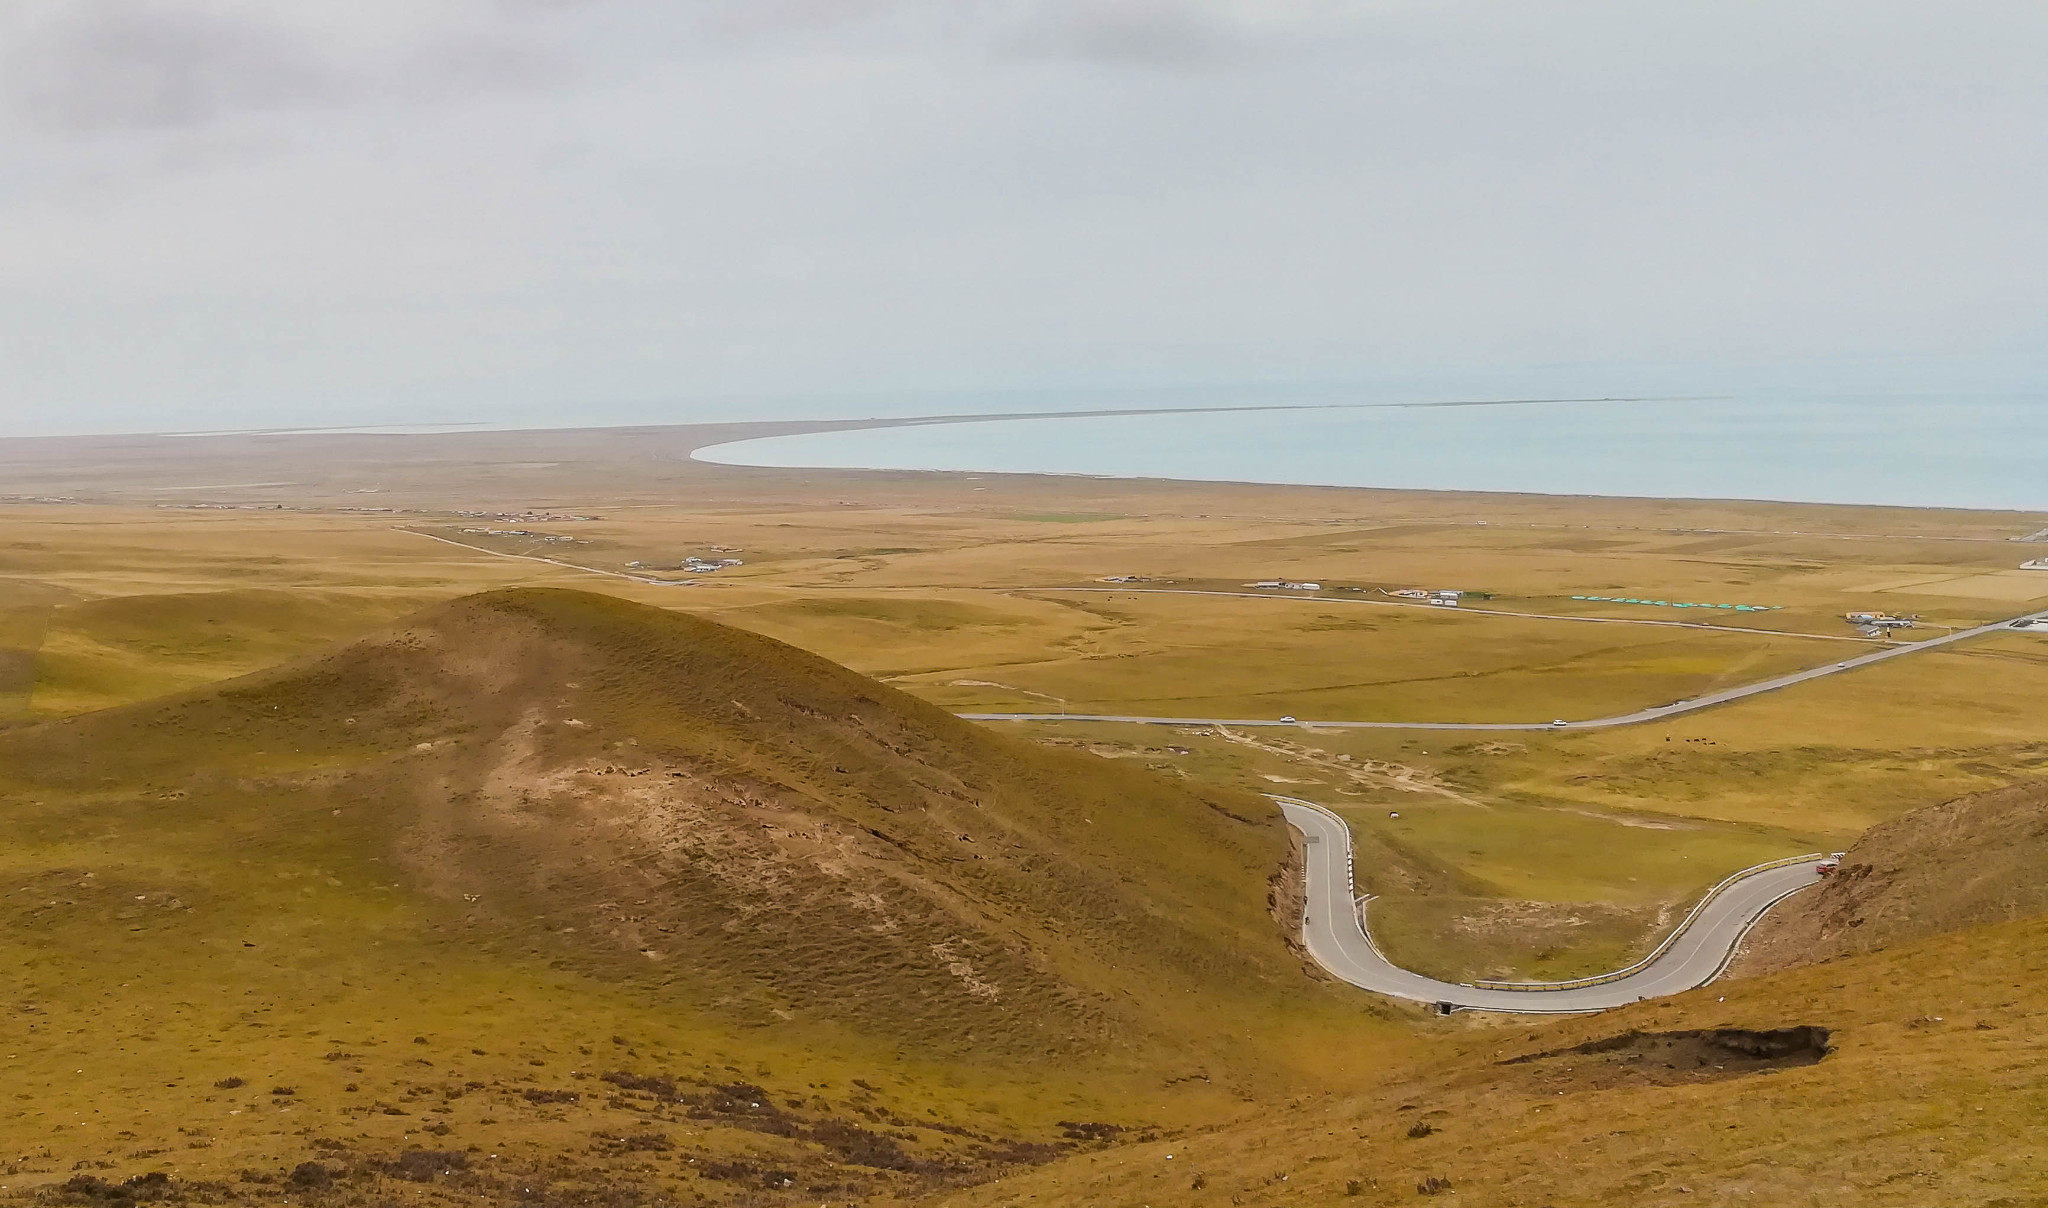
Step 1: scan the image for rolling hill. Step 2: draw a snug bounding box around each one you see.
[0,588,1379,1204]
[0,583,432,719]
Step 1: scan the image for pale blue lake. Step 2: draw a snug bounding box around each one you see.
[696,395,2048,512]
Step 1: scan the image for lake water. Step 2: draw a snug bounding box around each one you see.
[696,394,2048,512]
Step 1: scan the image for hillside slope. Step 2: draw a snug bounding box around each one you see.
[2,587,1323,1058]
[0,588,1392,1204]
[23,587,429,716]
[937,912,2048,1208]
[931,774,2048,1208]
[1736,777,2048,975]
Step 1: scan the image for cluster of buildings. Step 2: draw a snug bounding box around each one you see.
[627,552,745,573]
[1238,581,1473,606]
[156,502,287,511]
[1572,595,1779,612]
[1388,588,1463,607]
[460,527,577,542]
[450,510,598,523]
[1845,611,1917,637]
[2014,528,2047,572]
[1098,575,1153,583]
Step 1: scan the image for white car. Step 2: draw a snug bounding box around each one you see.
[1551,719,1569,727]
[1279,715,1298,724]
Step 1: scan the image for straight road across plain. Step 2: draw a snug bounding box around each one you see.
[1277,798,1823,1012]
[402,527,689,586]
[960,607,2048,732]
[1025,585,1875,643]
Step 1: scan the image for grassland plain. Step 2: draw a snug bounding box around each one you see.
[3,435,2047,987]
[1,427,2046,1203]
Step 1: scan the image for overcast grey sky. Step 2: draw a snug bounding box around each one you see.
[2,1,2044,436]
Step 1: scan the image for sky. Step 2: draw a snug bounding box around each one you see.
[2,0,2046,437]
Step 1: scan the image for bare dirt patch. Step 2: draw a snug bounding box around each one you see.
[1737,777,2048,976]
[1501,1026,1831,1091]
[1213,727,1481,804]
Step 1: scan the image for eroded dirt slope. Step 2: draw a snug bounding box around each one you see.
[1737,777,2048,976]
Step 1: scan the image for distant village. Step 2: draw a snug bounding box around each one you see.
[629,547,745,574]
[459,527,579,543]
[2013,526,2048,570]
[1094,575,1478,604]
[450,510,599,523]
[1245,580,1469,606]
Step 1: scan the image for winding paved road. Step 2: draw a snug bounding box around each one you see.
[1278,798,1824,1012]
[960,607,2048,732]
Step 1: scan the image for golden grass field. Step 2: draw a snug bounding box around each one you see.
[3,429,2047,987]
[1,424,2046,1203]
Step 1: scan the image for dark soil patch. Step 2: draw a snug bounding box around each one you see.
[696,1159,799,1190]
[590,1066,1073,1191]
[1502,1027,1830,1091]
[42,1172,231,1205]
[381,1149,469,1183]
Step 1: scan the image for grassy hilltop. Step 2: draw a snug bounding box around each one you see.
[0,588,1383,1204]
